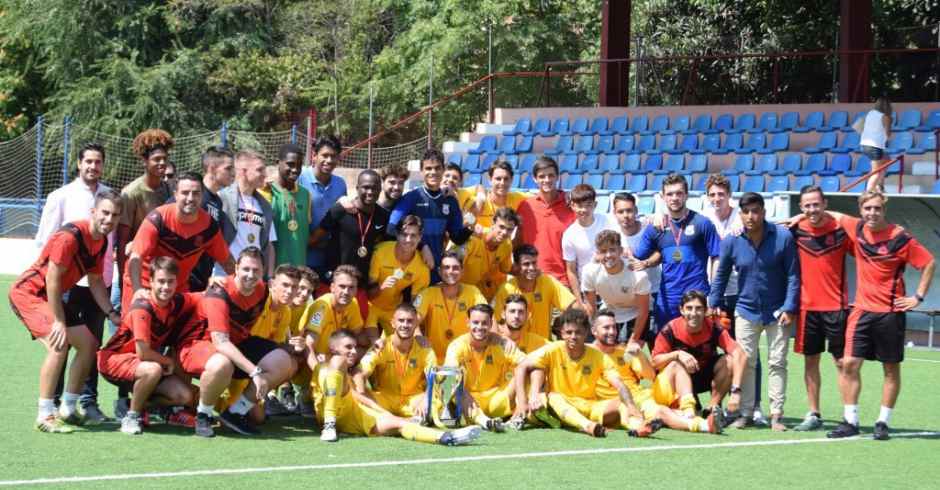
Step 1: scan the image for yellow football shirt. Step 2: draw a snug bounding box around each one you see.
[368,241,431,312]
[492,274,576,339]
[249,295,293,343]
[595,347,655,400]
[301,293,364,355]
[457,236,513,300]
[512,331,549,354]
[528,341,618,400]
[414,284,487,363]
[474,191,527,229]
[444,333,524,393]
[289,301,311,337]
[455,187,479,213]
[359,338,436,398]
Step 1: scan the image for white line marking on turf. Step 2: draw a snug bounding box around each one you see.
[907,357,940,364]
[1,431,937,487]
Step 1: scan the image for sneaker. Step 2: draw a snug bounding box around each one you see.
[752,410,770,427]
[264,395,291,417]
[195,412,215,438]
[707,409,724,434]
[440,425,481,446]
[35,415,74,434]
[532,407,561,429]
[219,409,260,436]
[113,398,130,421]
[58,407,84,426]
[166,408,197,428]
[590,423,607,438]
[628,419,662,438]
[794,413,823,432]
[873,421,890,441]
[826,420,860,439]
[121,414,143,435]
[484,418,505,433]
[280,387,298,414]
[506,416,525,431]
[729,416,753,429]
[80,404,114,425]
[320,419,338,442]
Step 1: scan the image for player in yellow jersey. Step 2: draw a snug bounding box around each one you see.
[592,310,722,434]
[303,265,365,357]
[445,304,523,432]
[513,308,642,437]
[457,207,518,300]
[443,163,480,216]
[497,294,548,353]
[470,161,528,230]
[353,303,437,419]
[493,244,576,339]
[282,265,319,417]
[414,251,487,362]
[366,215,431,340]
[313,329,482,445]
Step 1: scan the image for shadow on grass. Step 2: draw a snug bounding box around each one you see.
[77,415,321,441]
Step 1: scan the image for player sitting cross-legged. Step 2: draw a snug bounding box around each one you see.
[313,329,481,445]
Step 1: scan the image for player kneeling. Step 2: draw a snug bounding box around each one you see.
[98,257,198,434]
[313,329,481,446]
[444,304,522,432]
[592,310,721,435]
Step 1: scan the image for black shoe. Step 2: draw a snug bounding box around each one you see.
[219,410,259,436]
[195,412,215,438]
[826,420,860,439]
[873,421,890,441]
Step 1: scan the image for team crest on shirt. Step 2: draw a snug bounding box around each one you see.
[486,355,494,364]
[442,204,450,215]
[409,358,417,368]
[534,292,543,302]
[825,234,835,246]
[194,235,204,247]
[458,302,466,311]
[620,285,632,294]
[310,311,323,328]
[582,365,592,375]
[877,245,889,255]
[685,225,695,236]
[617,357,625,366]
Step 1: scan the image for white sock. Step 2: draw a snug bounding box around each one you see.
[125,410,140,419]
[228,395,255,415]
[61,392,80,413]
[197,402,215,416]
[877,406,893,425]
[38,398,56,420]
[698,418,710,432]
[844,404,859,425]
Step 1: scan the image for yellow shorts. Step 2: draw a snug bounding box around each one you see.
[365,307,395,336]
[633,388,664,421]
[216,379,251,412]
[372,391,426,418]
[316,398,381,437]
[547,393,611,425]
[470,385,513,419]
[652,371,679,408]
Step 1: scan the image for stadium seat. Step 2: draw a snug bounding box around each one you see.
[606,174,627,191]
[647,134,677,155]
[504,118,531,137]
[768,153,801,176]
[726,174,740,192]
[517,154,536,174]
[511,174,521,188]
[845,155,872,177]
[504,155,519,168]
[584,173,604,190]
[758,132,789,154]
[770,112,799,133]
[579,154,600,173]
[704,114,734,134]
[893,110,921,131]
[804,133,838,154]
[724,155,753,175]
[630,115,650,135]
[698,133,721,154]
[818,154,852,176]
[642,114,670,135]
[478,153,499,173]
[522,173,537,190]
[742,175,764,193]
[746,154,778,175]
[886,132,914,155]
[601,116,629,136]
[462,153,480,172]
[561,173,582,190]
[669,115,691,134]
[916,110,940,132]
[726,113,756,134]
[643,154,663,172]
[587,117,608,135]
[559,154,580,174]
[562,117,589,136]
[794,154,826,176]
[820,111,848,132]
[714,133,743,154]
[792,175,815,191]
[637,195,656,215]
[650,174,667,192]
[544,135,573,156]
[735,133,766,154]
[497,136,516,155]
[907,133,937,155]
[847,111,866,132]
[568,135,596,155]
[767,175,789,192]
[447,153,462,165]
[819,176,841,193]
[932,179,940,194]
[595,193,611,212]
[464,173,482,187]
[672,134,698,154]
[595,135,615,154]
[627,174,647,193]
[590,154,620,174]
[654,154,685,175]
[684,114,712,134]
[687,154,708,173]
[830,133,860,154]
[623,154,642,173]
[630,134,657,154]
[794,111,824,133]
[693,174,709,192]
[551,118,570,136]
[608,134,635,154]
[750,112,778,134]
[468,135,497,155]
[845,179,866,193]
[513,136,533,154]
[524,118,552,137]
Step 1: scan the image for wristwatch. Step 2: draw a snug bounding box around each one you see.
[915,294,925,303]
[249,366,265,378]
[730,385,742,395]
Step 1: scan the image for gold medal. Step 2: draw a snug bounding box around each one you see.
[445,329,454,339]
[672,249,683,262]
[247,233,256,244]
[357,246,368,258]
[287,219,298,232]
[393,269,405,280]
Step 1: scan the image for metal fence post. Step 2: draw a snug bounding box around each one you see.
[220,121,228,148]
[61,116,72,185]
[368,83,374,168]
[34,115,45,225]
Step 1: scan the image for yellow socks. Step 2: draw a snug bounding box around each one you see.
[400,422,443,443]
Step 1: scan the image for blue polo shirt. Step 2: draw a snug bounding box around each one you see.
[709,222,800,324]
[298,168,347,273]
[633,210,720,328]
[389,186,471,282]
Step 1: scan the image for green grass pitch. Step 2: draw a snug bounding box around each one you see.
[0,276,937,489]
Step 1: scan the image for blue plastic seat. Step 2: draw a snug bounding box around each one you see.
[637,196,655,215]
[684,114,712,134]
[560,173,582,190]
[477,153,499,173]
[464,173,482,187]
[672,134,699,154]
[622,154,642,173]
[601,116,629,136]
[767,176,789,192]
[549,118,569,136]
[629,115,649,135]
[650,174,667,192]
[583,173,604,189]
[736,133,766,154]
[558,154,580,174]
[714,133,743,154]
[514,136,533,154]
[524,118,551,137]
[819,176,841,192]
[595,135,615,154]
[590,154,621,175]
[794,111,824,133]
[894,110,921,131]
[699,133,721,154]
[726,113,756,134]
[758,133,789,154]
[561,117,589,136]
[804,133,838,154]
[818,154,852,176]
[627,174,647,193]
[605,174,626,191]
[742,175,764,193]
[703,113,734,134]
[726,174,740,192]
[503,155,519,168]
[693,174,709,192]
[916,110,940,132]
[908,133,937,155]
[585,117,607,135]
[517,154,537,174]
[630,134,657,154]
[794,154,826,176]
[468,135,497,155]
[830,133,860,154]
[462,153,480,172]
[654,154,686,175]
[447,153,462,165]
[932,179,940,194]
[768,153,801,176]
[846,111,867,133]
[497,136,516,155]
[504,118,531,137]
[687,154,708,173]
[511,174,521,188]
[642,154,663,172]
[544,135,573,156]
[522,173,537,189]
[724,155,753,175]
[820,111,848,132]
[746,154,778,175]
[886,132,914,155]
[609,135,635,154]
[669,115,691,134]
[579,154,600,173]
[845,155,872,177]
[642,115,670,135]
[749,112,778,134]
[568,135,596,155]
[647,134,677,155]
[792,175,815,191]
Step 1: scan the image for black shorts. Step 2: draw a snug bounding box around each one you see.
[846,309,905,363]
[232,336,283,379]
[691,354,723,394]
[796,310,847,358]
[860,145,885,161]
[63,286,106,328]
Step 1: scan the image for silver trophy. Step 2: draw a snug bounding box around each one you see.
[426,366,465,429]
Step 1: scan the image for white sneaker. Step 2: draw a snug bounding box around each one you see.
[441,425,481,446]
[121,414,143,435]
[752,410,770,427]
[320,419,338,442]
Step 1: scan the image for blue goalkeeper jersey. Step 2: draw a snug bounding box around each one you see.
[389,186,471,280]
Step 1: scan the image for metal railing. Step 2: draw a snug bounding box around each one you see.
[839,155,905,193]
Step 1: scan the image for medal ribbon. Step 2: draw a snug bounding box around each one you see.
[668,213,686,255]
[356,209,375,250]
[442,288,459,330]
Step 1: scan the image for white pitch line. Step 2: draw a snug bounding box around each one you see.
[907,357,940,364]
[1,431,937,487]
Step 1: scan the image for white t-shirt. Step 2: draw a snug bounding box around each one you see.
[581,261,651,323]
[700,205,739,296]
[562,213,618,279]
[213,192,277,276]
[618,223,662,294]
[860,109,888,149]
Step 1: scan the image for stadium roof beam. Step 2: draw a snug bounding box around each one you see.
[599,0,630,107]
[839,0,872,103]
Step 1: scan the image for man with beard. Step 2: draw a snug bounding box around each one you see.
[497,295,548,354]
[493,245,575,340]
[302,265,366,356]
[378,163,409,212]
[260,144,311,268]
